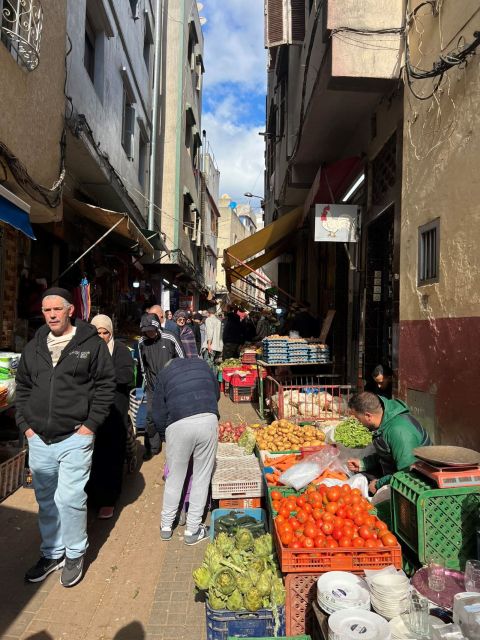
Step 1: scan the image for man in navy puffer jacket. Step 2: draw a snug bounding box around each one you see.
[152,357,219,545]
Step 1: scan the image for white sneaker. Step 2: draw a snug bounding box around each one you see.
[184,525,209,545]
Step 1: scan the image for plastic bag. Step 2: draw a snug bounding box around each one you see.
[279,445,348,491]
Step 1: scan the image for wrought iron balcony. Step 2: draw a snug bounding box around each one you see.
[1,0,43,71]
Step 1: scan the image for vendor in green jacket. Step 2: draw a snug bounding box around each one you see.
[347,392,431,495]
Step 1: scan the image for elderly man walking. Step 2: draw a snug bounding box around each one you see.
[16,287,116,587]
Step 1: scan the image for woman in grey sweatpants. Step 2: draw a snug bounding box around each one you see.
[152,357,219,545]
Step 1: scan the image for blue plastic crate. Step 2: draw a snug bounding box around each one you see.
[210,508,267,540]
[206,602,285,640]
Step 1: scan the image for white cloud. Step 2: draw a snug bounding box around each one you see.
[203,109,264,203]
[202,0,266,92]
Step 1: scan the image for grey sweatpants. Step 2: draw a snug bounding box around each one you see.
[162,413,218,532]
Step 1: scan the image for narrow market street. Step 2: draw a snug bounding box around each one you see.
[0,397,260,640]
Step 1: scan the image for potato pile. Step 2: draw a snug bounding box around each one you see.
[255,419,325,452]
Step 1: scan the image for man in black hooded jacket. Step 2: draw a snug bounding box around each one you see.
[15,287,116,588]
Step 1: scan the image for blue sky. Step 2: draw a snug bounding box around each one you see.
[200,0,266,204]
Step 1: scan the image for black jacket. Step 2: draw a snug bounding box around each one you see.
[222,313,244,345]
[15,319,116,443]
[152,358,220,438]
[138,330,185,391]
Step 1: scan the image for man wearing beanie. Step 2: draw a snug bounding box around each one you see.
[15,287,116,587]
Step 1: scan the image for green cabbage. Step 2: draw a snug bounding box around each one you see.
[213,568,237,596]
[271,577,286,606]
[208,588,227,610]
[256,571,272,597]
[244,587,263,612]
[226,589,244,611]
[236,574,253,595]
[254,534,273,557]
[215,531,235,556]
[193,566,211,591]
[235,528,254,552]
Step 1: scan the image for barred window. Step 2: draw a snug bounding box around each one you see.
[418,219,440,285]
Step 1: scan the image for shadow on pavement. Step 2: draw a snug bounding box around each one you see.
[113,620,145,639]
[24,633,54,639]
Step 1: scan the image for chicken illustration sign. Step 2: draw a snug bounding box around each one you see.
[314,204,359,243]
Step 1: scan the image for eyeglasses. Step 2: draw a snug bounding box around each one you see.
[177,318,186,323]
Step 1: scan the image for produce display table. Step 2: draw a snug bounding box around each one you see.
[255,360,338,419]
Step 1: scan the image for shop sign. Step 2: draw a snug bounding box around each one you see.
[179,295,194,311]
[314,204,359,243]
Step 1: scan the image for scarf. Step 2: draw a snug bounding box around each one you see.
[91,314,114,355]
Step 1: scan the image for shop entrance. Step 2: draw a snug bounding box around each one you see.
[364,206,395,378]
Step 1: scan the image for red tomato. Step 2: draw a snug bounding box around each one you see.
[339,536,352,548]
[345,507,355,520]
[304,523,317,539]
[332,528,343,541]
[352,537,365,548]
[342,525,355,539]
[326,487,341,502]
[322,522,334,535]
[281,532,293,545]
[296,510,307,524]
[314,535,326,548]
[325,538,339,548]
[279,523,292,535]
[303,536,315,548]
[271,490,282,501]
[279,507,291,519]
[336,507,347,518]
[322,512,334,523]
[376,520,389,533]
[275,514,285,524]
[381,533,398,547]
[333,517,345,529]
[325,502,338,515]
[296,495,306,507]
[364,539,377,548]
[312,508,323,521]
[358,526,373,540]
[289,517,301,531]
[318,484,328,495]
[354,514,366,526]
[291,540,302,549]
[272,500,281,513]
[303,503,313,513]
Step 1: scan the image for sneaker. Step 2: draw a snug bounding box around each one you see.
[160,528,172,541]
[60,556,84,587]
[25,556,65,583]
[98,506,114,519]
[178,507,187,527]
[184,525,209,546]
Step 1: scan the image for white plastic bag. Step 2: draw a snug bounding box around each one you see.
[279,445,347,491]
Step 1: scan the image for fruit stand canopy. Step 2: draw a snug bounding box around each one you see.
[223,206,304,288]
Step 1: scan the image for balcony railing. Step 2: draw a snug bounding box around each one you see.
[1,0,43,71]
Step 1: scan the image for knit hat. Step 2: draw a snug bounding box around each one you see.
[140,313,161,333]
[42,287,73,305]
[173,310,187,321]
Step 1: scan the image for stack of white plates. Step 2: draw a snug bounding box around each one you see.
[389,614,445,639]
[317,572,371,615]
[369,573,410,620]
[328,609,391,640]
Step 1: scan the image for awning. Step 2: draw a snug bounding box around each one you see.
[66,198,154,254]
[303,157,363,215]
[0,185,36,240]
[139,228,169,254]
[224,206,304,286]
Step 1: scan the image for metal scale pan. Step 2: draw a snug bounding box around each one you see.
[413,445,480,468]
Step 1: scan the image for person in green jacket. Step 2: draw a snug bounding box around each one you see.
[347,392,431,494]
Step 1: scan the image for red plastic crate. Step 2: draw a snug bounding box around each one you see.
[219,497,262,508]
[285,573,320,636]
[230,372,256,387]
[273,520,402,573]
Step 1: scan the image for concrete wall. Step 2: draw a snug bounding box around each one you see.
[0,0,66,222]
[399,4,480,448]
[66,0,155,220]
[217,194,249,291]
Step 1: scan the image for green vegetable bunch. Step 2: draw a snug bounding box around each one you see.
[335,416,372,448]
[218,359,242,370]
[238,427,256,454]
[192,528,285,618]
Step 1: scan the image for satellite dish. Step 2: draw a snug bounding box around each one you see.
[229,201,237,209]
[199,16,207,25]
[197,2,204,11]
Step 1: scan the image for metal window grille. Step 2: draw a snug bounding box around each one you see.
[121,87,135,159]
[0,0,43,71]
[418,219,440,285]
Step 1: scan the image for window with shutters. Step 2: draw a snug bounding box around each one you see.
[265,0,305,48]
[418,219,440,285]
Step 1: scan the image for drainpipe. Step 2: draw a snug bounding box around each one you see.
[148,0,163,231]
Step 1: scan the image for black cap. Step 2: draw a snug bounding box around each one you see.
[140,313,161,333]
[41,287,73,305]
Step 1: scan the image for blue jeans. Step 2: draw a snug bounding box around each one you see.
[28,432,94,560]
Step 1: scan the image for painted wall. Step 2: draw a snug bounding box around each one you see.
[217,194,249,291]
[399,3,480,448]
[0,0,66,222]
[66,0,155,220]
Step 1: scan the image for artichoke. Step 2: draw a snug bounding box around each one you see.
[213,568,237,596]
[251,558,266,574]
[235,528,254,552]
[271,577,286,606]
[236,574,253,595]
[215,531,235,556]
[208,588,227,611]
[256,571,272,597]
[204,544,223,574]
[248,567,259,585]
[244,587,263,612]
[254,534,273,558]
[226,589,244,611]
[192,566,212,591]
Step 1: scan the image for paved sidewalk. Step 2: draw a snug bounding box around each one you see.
[0,396,261,640]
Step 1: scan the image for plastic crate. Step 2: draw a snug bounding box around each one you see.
[230,372,257,387]
[206,602,285,640]
[273,519,402,573]
[217,443,251,459]
[0,448,26,501]
[229,385,257,403]
[285,573,320,637]
[212,458,264,499]
[391,470,480,570]
[219,497,262,508]
[210,507,267,539]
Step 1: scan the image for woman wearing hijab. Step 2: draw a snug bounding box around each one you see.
[86,315,135,519]
[174,310,198,358]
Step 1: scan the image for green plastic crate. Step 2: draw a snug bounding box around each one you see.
[391,470,480,570]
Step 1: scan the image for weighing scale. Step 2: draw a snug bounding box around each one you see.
[411,460,480,488]
[412,446,480,488]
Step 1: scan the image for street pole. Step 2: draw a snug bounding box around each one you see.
[148,0,163,231]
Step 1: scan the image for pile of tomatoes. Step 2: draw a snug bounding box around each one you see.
[272,484,398,550]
